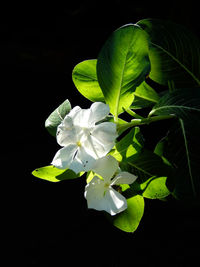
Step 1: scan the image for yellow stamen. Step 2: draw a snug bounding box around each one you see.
[76,141,81,147]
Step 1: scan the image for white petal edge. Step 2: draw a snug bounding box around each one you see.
[51,144,77,169]
[111,172,137,186]
[91,122,117,146]
[56,117,77,146]
[104,188,127,216]
[89,102,110,126]
[92,155,119,181]
[84,178,127,216]
[67,106,82,124]
[84,176,107,211]
[73,146,97,173]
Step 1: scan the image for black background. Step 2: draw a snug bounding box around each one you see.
[2,1,200,266]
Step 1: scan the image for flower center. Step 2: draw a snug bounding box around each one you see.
[76,141,82,147]
[82,127,91,136]
[103,183,110,196]
[104,182,110,188]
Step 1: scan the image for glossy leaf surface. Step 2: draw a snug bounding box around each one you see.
[72,59,104,102]
[97,24,150,118]
[132,176,170,199]
[137,19,200,88]
[111,194,144,233]
[45,99,71,137]
[32,165,84,182]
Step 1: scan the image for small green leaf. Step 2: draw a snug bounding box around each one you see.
[134,81,160,103]
[131,95,155,110]
[45,99,71,137]
[72,59,104,102]
[97,24,150,118]
[32,165,84,182]
[111,194,144,233]
[138,176,170,199]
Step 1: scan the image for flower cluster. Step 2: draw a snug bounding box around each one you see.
[52,102,137,215]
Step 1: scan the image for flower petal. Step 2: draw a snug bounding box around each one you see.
[67,106,81,121]
[111,172,137,186]
[84,176,107,210]
[104,188,127,215]
[73,146,96,173]
[56,116,77,146]
[92,155,118,181]
[84,174,127,216]
[91,122,117,147]
[68,105,92,128]
[82,135,112,159]
[51,144,77,169]
[88,102,110,126]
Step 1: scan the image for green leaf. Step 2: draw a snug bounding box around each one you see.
[150,88,200,118]
[45,99,71,137]
[112,127,172,182]
[150,89,200,200]
[137,19,200,88]
[72,59,104,102]
[32,165,84,182]
[111,194,144,233]
[130,95,155,110]
[134,80,160,103]
[154,138,172,167]
[110,127,144,162]
[163,117,200,200]
[133,176,170,199]
[127,149,173,182]
[97,24,150,119]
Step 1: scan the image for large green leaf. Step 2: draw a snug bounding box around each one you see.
[126,149,173,182]
[150,88,200,118]
[137,19,200,88]
[150,89,200,200]
[111,126,172,181]
[32,165,84,182]
[97,24,150,119]
[163,117,200,200]
[111,194,144,233]
[72,59,104,102]
[45,99,71,137]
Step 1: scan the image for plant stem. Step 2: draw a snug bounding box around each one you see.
[117,114,176,132]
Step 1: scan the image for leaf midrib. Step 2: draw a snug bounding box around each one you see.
[127,161,153,176]
[179,119,197,197]
[73,72,97,82]
[151,105,200,115]
[114,43,132,120]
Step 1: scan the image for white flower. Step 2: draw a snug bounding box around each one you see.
[51,102,117,173]
[84,156,137,216]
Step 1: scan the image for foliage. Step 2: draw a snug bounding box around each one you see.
[32,19,200,233]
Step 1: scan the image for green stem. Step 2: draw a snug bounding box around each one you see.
[117,114,176,132]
